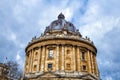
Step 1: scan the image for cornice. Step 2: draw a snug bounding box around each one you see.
[25,35,97,53]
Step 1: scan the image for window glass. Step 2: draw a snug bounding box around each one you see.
[48,64,52,68]
[49,50,53,59]
[82,52,85,60]
[83,65,86,70]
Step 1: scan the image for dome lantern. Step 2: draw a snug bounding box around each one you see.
[58,13,65,19]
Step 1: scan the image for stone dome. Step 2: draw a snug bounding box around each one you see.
[44,13,77,34]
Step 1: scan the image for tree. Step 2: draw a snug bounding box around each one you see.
[6,61,22,80]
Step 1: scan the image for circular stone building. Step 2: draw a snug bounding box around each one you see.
[24,13,100,80]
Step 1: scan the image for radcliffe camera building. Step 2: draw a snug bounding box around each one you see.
[24,13,100,80]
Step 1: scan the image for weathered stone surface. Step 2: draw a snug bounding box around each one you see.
[24,13,100,80]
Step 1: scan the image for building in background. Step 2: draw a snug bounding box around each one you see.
[24,13,100,80]
[0,63,9,80]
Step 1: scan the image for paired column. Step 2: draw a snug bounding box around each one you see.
[94,55,99,76]
[77,46,80,71]
[28,51,31,72]
[41,46,45,71]
[56,45,59,71]
[29,50,33,72]
[31,49,34,72]
[45,47,48,71]
[72,46,76,71]
[61,45,65,70]
[37,47,41,72]
[90,52,94,73]
[24,53,29,74]
[87,50,92,73]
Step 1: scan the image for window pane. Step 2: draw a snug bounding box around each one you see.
[49,50,53,58]
[82,52,85,60]
[83,65,86,70]
[48,64,52,68]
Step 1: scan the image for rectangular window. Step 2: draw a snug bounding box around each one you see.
[34,65,37,71]
[48,63,52,69]
[67,50,70,55]
[66,63,71,70]
[83,65,86,71]
[48,49,53,59]
[82,52,85,60]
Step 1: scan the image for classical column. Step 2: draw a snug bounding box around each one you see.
[37,47,41,72]
[72,46,76,71]
[24,53,28,74]
[61,45,65,70]
[45,47,48,71]
[93,54,97,75]
[41,46,45,71]
[31,49,34,72]
[26,54,29,73]
[64,46,67,70]
[90,51,94,74]
[92,53,95,74]
[77,46,80,71]
[79,49,82,71]
[94,55,99,76]
[87,50,92,73]
[28,50,32,72]
[56,45,59,71]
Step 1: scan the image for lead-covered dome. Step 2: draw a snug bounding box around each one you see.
[44,13,78,34]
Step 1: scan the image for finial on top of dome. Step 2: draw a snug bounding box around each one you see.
[58,12,65,19]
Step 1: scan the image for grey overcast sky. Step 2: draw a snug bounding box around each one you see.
[0,0,120,80]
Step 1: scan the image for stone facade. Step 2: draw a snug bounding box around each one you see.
[24,13,100,80]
